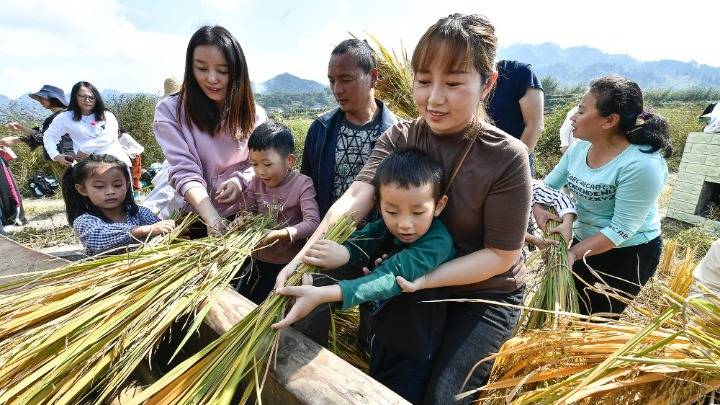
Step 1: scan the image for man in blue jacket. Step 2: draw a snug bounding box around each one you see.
[301,39,397,217]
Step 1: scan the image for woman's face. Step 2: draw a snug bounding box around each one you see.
[412,50,487,135]
[571,91,607,141]
[76,86,97,116]
[192,44,229,106]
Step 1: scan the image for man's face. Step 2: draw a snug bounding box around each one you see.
[327,53,375,115]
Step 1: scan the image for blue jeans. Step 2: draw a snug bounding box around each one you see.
[423,288,524,404]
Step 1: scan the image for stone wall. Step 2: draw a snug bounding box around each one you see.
[667,132,720,225]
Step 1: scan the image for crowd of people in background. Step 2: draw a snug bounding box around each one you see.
[0,12,679,404]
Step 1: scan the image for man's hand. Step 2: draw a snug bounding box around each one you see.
[216,178,242,204]
[302,240,350,270]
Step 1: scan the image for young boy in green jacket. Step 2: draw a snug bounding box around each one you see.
[273,149,454,403]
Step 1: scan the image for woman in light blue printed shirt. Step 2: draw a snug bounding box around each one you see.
[536,75,671,316]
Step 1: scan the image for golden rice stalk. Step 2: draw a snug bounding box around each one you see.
[330,307,370,372]
[0,213,274,404]
[358,33,418,120]
[471,285,720,404]
[129,215,357,405]
[517,216,579,332]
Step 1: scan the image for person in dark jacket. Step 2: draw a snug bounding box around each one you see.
[300,39,397,217]
[1,84,72,182]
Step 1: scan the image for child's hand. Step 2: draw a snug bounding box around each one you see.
[302,240,350,270]
[532,204,560,231]
[525,233,558,250]
[274,259,301,291]
[547,215,574,244]
[271,284,339,329]
[362,253,390,275]
[216,178,242,204]
[260,229,289,246]
[148,220,176,236]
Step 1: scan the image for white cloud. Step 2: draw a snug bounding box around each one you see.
[0,0,186,98]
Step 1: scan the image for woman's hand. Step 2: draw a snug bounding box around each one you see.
[302,240,350,270]
[532,204,560,231]
[548,219,573,244]
[206,217,229,237]
[0,136,20,147]
[4,122,32,136]
[395,275,427,293]
[216,178,242,204]
[54,154,74,166]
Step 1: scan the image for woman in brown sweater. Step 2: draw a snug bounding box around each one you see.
[274,14,531,404]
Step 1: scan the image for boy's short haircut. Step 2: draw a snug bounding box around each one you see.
[373,149,445,202]
[248,120,295,157]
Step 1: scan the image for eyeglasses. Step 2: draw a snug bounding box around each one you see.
[77,95,96,102]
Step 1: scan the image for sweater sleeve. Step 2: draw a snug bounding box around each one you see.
[532,180,576,217]
[285,175,320,241]
[152,98,206,197]
[74,214,136,255]
[599,156,667,246]
[337,221,454,309]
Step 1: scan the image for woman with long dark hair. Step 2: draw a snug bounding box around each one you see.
[153,25,267,236]
[536,75,670,316]
[43,81,130,167]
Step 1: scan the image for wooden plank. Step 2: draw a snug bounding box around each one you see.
[206,288,409,404]
[1,236,408,404]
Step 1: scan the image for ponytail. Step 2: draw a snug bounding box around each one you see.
[627,112,672,158]
[589,75,673,159]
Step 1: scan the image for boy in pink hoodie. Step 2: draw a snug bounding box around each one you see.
[236,121,320,303]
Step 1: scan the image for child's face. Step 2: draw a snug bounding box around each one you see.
[75,164,128,212]
[378,182,447,244]
[249,148,295,188]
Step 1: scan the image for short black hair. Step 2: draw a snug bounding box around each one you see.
[331,39,376,73]
[248,120,295,157]
[373,149,445,202]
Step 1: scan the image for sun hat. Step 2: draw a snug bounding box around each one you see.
[29,84,68,107]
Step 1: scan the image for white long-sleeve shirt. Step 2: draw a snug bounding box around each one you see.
[559,106,578,149]
[43,110,130,166]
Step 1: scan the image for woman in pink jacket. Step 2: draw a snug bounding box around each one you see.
[154,25,267,237]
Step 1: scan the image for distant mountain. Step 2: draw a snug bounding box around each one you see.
[497,43,720,89]
[256,73,326,95]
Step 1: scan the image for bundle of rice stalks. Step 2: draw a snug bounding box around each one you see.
[470,286,720,404]
[0,213,274,404]
[128,215,357,405]
[517,216,579,332]
[362,34,418,120]
[330,307,370,372]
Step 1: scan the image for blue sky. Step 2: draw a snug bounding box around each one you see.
[1,0,718,98]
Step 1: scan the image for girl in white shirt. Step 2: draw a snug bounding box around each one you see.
[43,81,130,167]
